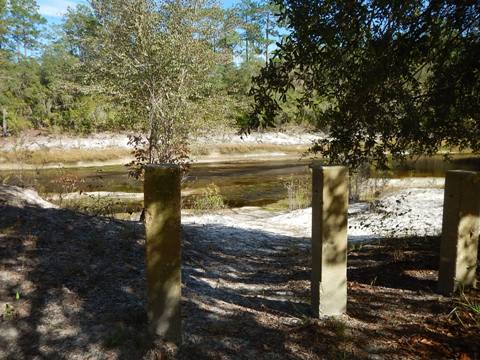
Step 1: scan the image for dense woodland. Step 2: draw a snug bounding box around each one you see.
[1,0,478,169]
[0,0,305,134]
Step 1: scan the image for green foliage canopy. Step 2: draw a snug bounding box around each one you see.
[250,0,480,168]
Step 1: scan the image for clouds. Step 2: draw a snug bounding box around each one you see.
[38,0,79,18]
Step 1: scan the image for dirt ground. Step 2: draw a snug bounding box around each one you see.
[0,197,479,359]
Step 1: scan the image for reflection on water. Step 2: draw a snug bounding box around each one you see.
[1,155,479,208]
[390,155,480,178]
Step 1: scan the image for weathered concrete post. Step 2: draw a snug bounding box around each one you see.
[438,170,480,294]
[310,164,348,316]
[144,164,182,344]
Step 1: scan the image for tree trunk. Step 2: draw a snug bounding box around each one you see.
[265,13,269,65]
[2,108,7,137]
[245,14,249,62]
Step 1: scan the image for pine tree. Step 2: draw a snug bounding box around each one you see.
[7,0,46,58]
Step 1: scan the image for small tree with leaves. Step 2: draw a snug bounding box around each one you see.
[73,0,222,177]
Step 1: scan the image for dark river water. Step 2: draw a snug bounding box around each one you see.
[1,155,479,208]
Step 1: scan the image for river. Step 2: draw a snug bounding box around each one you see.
[1,154,479,209]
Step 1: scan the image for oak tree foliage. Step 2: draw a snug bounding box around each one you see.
[250,0,480,168]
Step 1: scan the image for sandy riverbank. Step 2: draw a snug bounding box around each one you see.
[1,184,445,243]
[0,131,323,152]
[1,184,476,360]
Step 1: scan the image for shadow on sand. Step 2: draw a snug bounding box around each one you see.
[0,203,478,359]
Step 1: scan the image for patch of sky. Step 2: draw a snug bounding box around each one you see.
[39,0,239,25]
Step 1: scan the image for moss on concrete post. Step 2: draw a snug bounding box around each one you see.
[144,164,182,344]
[438,170,480,294]
[310,164,348,316]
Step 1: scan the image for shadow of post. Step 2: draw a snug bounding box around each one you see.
[0,195,312,359]
[0,203,153,359]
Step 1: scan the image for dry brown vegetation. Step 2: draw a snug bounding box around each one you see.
[0,144,308,167]
[0,148,132,166]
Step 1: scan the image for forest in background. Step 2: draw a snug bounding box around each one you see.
[0,0,312,135]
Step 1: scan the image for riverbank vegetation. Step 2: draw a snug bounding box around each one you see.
[0,0,308,136]
[0,147,132,166]
[0,140,309,166]
[2,1,478,174]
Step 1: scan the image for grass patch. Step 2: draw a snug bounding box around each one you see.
[325,318,347,337]
[0,148,132,165]
[1,143,306,166]
[450,288,480,330]
[191,143,308,156]
[264,175,311,211]
[54,196,143,218]
[186,183,225,213]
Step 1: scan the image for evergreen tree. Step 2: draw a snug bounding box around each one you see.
[0,0,9,50]
[237,0,263,62]
[257,1,280,65]
[7,0,46,58]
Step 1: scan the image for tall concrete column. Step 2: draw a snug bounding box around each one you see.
[144,164,182,344]
[311,164,348,316]
[438,170,480,294]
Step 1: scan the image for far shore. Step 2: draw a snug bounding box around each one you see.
[0,130,317,169]
[0,151,309,171]
[1,131,475,171]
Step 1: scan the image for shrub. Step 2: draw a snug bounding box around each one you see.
[450,288,480,330]
[283,176,311,211]
[349,163,390,202]
[191,183,225,213]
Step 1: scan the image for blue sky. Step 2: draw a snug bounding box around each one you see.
[38,0,239,24]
